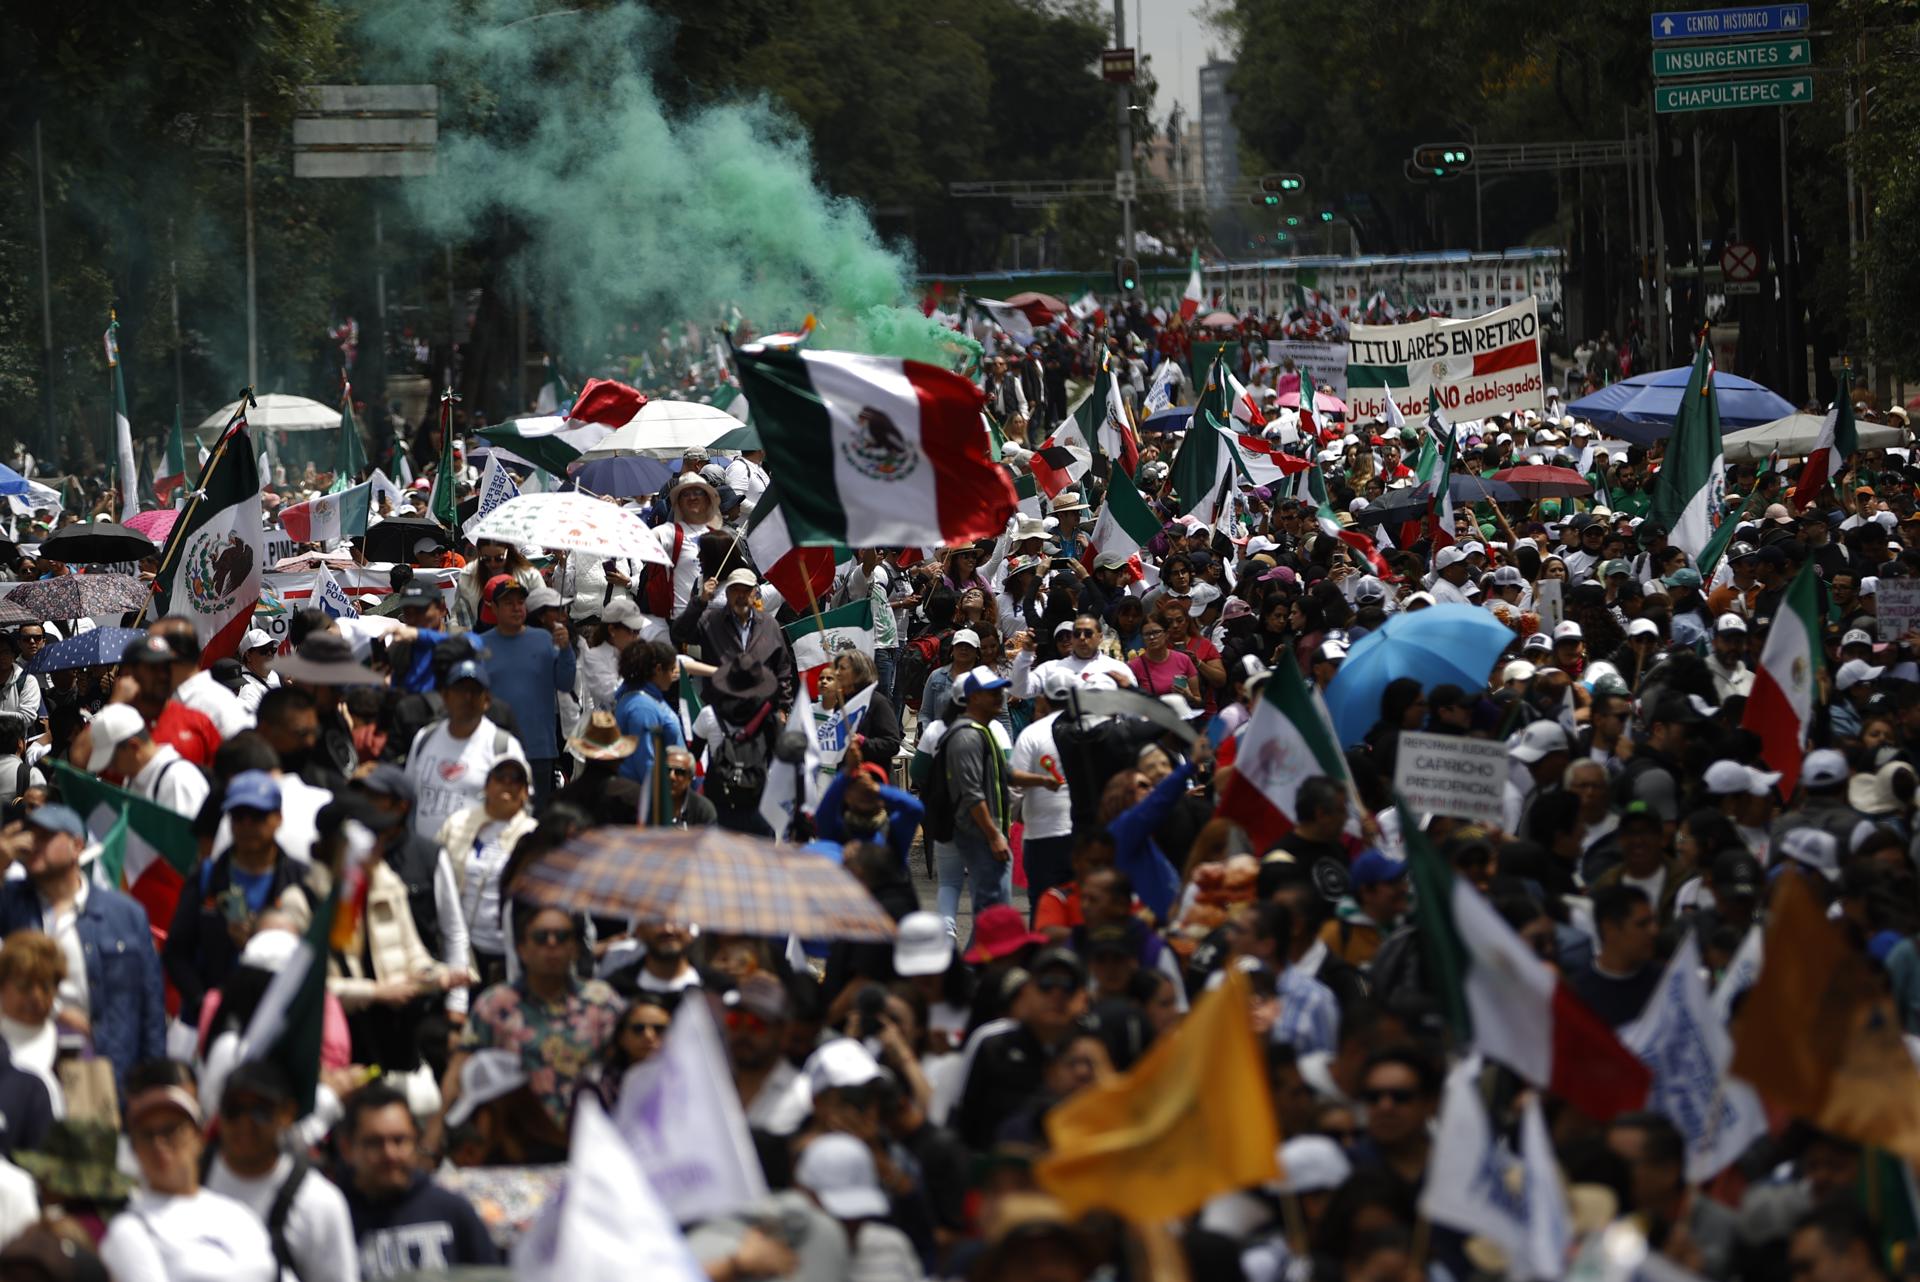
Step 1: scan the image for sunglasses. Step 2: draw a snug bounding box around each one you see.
[527,928,573,946]
[1073,627,1099,636]
[725,1009,768,1034]
[1362,1087,1420,1106]
[668,767,692,778]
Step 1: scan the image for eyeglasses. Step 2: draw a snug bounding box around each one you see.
[527,928,573,946]
[1362,1086,1420,1106]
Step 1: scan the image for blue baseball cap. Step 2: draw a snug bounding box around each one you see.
[958,666,1010,697]
[25,804,85,840]
[446,658,491,690]
[222,770,282,814]
[1349,850,1407,889]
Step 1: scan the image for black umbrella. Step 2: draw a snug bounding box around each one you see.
[1347,484,1435,529]
[364,517,450,564]
[39,521,156,565]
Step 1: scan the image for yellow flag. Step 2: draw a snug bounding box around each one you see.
[1036,968,1280,1220]
[1730,874,1920,1164]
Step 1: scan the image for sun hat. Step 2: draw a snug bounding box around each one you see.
[567,709,639,761]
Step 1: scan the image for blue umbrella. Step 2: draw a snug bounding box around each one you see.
[566,455,675,498]
[1142,407,1192,433]
[0,464,32,498]
[26,626,145,674]
[1566,366,1795,445]
[1324,604,1516,747]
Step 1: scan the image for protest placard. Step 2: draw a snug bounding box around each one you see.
[1346,298,1545,422]
[1392,731,1508,825]
[1878,579,1920,642]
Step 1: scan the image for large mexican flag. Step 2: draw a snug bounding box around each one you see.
[52,762,196,946]
[1215,651,1349,848]
[1406,802,1651,1120]
[735,345,1017,548]
[1645,337,1724,561]
[1741,558,1822,795]
[151,422,264,664]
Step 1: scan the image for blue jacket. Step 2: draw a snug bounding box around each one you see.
[0,880,166,1089]
[614,681,685,785]
[1105,762,1193,922]
[814,772,925,865]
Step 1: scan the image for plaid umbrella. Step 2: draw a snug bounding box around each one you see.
[2,574,150,620]
[519,828,896,941]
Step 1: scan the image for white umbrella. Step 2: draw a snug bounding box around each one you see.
[1721,414,1908,463]
[580,400,745,461]
[195,393,341,438]
[464,493,671,565]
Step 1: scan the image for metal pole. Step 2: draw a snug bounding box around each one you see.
[1779,106,1795,402]
[243,96,258,389]
[1473,126,1483,252]
[375,206,388,339]
[1649,101,1666,364]
[1113,0,1133,294]
[1693,127,1705,327]
[32,118,55,462]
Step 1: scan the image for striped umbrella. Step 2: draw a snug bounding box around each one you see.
[518,827,896,941]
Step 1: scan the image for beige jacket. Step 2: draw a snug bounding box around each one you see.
[328,860,448,1010]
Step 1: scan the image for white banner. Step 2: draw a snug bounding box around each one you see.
[1391,731,1507,826]
[614,990,769,1224]
[1269,340,1349,401]
[1346,298,1545,423]
[815,683,875,767]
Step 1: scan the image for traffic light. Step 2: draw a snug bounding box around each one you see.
[1285,216,1300,227]
[1319,210,1335,223]
[1248,193,1280,207]
[1114,257,1139,293]
[1259,173,1305,193]
[1411,143,1474,178]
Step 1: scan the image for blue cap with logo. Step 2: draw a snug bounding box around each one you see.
[446,658,491,690]
[222,770,282,814]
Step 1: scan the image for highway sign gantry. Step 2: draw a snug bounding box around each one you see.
[1655,74,1813,113]
[1650,5,1809,40]
[1653,37,1810,77]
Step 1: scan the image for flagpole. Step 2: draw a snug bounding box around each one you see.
[135,386,255,630]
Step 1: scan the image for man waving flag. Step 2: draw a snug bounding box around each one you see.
[1793,365,1857,511]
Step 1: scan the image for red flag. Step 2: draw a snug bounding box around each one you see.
[567,377,646,428]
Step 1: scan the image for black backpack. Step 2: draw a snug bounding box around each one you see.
[707,703,774,810]
[921,721,991,844]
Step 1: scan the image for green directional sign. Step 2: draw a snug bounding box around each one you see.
[1653,37,1810,77]
[1655,73,1813,113]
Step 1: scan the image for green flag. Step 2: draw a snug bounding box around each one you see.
[429,404,458,529]
[156,405,189,504]
[1645,337,1724,561]
[50,761,196,893]
[333,388,369,494]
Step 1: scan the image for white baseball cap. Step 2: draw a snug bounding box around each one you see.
[1503,659,1538,684]
[1509,720,1569,763]
[1836,659,1885,691]
[804,1038,883,1098]
[1704,760,1777,797]
[1277,1136,1352,1195]
[241,628,276,653]
[1778,827,1840,881]
[1435,546,1469,570]
[1841,628,1875,649]
[1800,749,1851,788]
[444,1048,529,1129]
[1553,621,1583,642]
[1714,613,1748,634]
[893,911,952,977]
[85,703,147,774]
[795,1132,891,1220]
[950,628,982,650]
[1627,617,1660,638]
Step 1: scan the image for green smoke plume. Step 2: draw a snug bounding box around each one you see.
[357,0,972,366]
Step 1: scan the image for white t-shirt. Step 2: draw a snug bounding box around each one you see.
[655,520,715,613]
[460,819,517,957]
[133,746,210,820]
[0,1155,36,1249]
[405,719,530,843]
[1011,651,1135,699]
[206,1153,362,1282]
[101,1187,278,1282]
[1008,711,1071,840]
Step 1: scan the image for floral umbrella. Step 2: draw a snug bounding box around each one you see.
[463,493,670,565]
[0,574,151,620]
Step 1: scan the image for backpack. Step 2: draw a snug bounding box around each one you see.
[266,1154,312,1282]
[637,524,684,618]
[921,721,993,844]
[707,702,774,811]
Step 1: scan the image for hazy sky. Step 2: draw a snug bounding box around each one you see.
[1132,0,1223,126]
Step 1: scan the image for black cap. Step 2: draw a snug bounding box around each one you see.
[1081,923,1135,959]
[123,635,176,666]
[396,583,441,610]
[1648,692,1705,726]
[1028,946,1087,984]
[1619,800,1665,830]
[1712,850,1764,897]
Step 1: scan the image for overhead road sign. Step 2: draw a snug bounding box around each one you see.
[1653,37,1810,77]
[1650,5,1808,40]
[1655,74,1813,113]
